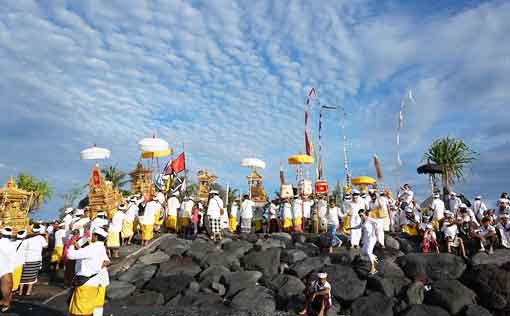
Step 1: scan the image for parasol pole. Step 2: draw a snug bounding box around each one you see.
[341,107,351,187]
[225,183,229,207]
[396,89,415,196]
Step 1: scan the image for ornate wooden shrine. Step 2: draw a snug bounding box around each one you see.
[87,165,122,218]
[197,170,217,202]
[0,177,32,233]
[129,162,154,198]
[247,170,267,204]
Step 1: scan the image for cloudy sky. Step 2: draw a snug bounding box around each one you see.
[0,0,508,220]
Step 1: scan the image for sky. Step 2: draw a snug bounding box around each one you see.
[0,0,508,220]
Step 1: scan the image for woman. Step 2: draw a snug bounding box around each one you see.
[19,224,47,296]
[350,209,378,275]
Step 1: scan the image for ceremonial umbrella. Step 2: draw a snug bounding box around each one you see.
[417,162,443,195]
[138,136,170,177]
[288,154,314,231]
[80,145,111,160]
[241,158,266,199]
[351,176,376,193]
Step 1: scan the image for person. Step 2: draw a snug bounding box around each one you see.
[400,206,421,237]
[368,191,388,247]
[67,227,110,316]
[317,196,328,233]
[140,198,156,247]
[496,198,509,217]
[421,224,440,254]
[221,199,230,233]
[153,191,166,234]
[72,209,91,237]
[361,191,371,210]
[356,209,379,274]
[282,198,293,233]
[497,192,510,210]
[0,247,14,312]
[326,200,342,253]
[456,204,478,239]
[239,194,254,234]
[346,190,365,248]
[473,196,488,222]
[253,206,264,233]
[292,195,303,233]
[190,201,200,239]
[90,212,108,235]
[448,192,461,213]
[63,207,74,232]
[229,198,239,233]
[11,230,27,294]
[107,204,126,258]
[299,272,331,316]
[166,192,180,233]
[341,194,351,235]
[180,196,194,236]
[457,203,478,226]
[51,223,67,272]
[441,211,467,257]
[496,214,510,248]
[121,198,137,246]
[207,190,224,241]
[302,196,314,232]
[19,224,48,296]
[474,217,498,254]
[268,199,279,233]
[430,193,445,230]
[399,184,414,205]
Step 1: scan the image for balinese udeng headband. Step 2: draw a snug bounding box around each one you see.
[1,227,12,236]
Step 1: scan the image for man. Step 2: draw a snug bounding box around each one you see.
[448,192,461,213]
[317,196,328,233]
[282,198,293,233]
[107,205,126,259]
[442,211,467,257]
[180,196,194,236]
[229,198,239,233]
[153,191,166,233]
[299,273,331,316]
[496,198,509,217]
[72,209,90,237]
[63,208,74,232]
[51,223,67,272]
[239,194,254,234]
[497,214,510,248]
[399,184,414,205]
[352,209,379,274]
[166,192,180,233]
[140,198,157,247]
[475,217,498,254]
[122,198,138,246]
[430,193,445,230]
[457,203,478,225]
[207,190,224,241]
[90,213,108,236]
[302,196,315,232]
[0,247,14,312]
[268,199,279,233]
[473,196,488,222]
[292,195,304,232]
[67,227,110,316]
[326,200,342,253]
[400,206,421,237]
[346,190,365,248]
[368,191,388,247]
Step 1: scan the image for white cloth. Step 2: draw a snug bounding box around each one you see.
[283,202,292,220]
[431,198,445,220]
[230,203,238,219]
[400,189,414,204]
[221,208,229,229]
[478,225,496,237]
[109,211,126,233]
[449,197,461,213]
[327,207,341,226]
[141,201,158,225]
[72,218,91,236]
[167,196,181,217]
[292,198,303,220]
[318,199,328,226]
[90,218,109,234]
[457,208,479,226]
[347,199,365,246]
[12,239,27,267]
[240,199,254,220]
[207,196,224,219]
[0,248,14,276]
[54,229,67,248]
[67,241,110,287]
[269,203,278,219]
[497,223,510,248]
[473,200,488,221]
[442,222,459,239]
[23,235,48,262]
[154,192,166,205]
[310,280,332,305]
[63,214,74,231]
[181,200,194,218]
[126,203,138,221]
[361,219,378,261]
[302,200,314,219]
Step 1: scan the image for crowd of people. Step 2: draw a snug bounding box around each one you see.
[1,184,510,315]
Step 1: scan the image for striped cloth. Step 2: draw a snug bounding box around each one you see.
[240,218,252,234]
[20,261,42,285]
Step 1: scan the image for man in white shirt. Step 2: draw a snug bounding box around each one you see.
[207,190,224,241]
[430,193,445,230]
[268,199,279,233]
[179,196,194,235]
[292,195,304,233]
[318,197,328,233]
[302,197,314,233]
[399,184,414,205]
[475,217,498,254]
[19,225,48,296]
[368,192,388,247]
[497,214,510,249]
[121,198,137,246]
[472,196,488,222]
[346,190,365,248]
[0,247,14,312]
[141,199,157,246]
[441,211,466,257]
[239,194,254,234]
[107,205,126,258]
[447,192,461,213]
[282,198,293,233]
[68,227,110,316]
[299,272,332,316]
[166,192,180,233]
[63,208,74,231]
[326,200,342,253]
[51,223,67,271]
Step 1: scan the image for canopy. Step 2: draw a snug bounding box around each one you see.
[80,146,111,160]
[241,158,266,169]
[417,163,443,175]
[141,149,172,159]
[351,176,376,186]
[288,154,314,165]
[138,137,169,153]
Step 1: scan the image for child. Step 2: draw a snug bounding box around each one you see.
[474,216,498,254]
[421,224,440,254]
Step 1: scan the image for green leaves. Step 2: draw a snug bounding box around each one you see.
[16,172,53,211]
[101,164,129,189]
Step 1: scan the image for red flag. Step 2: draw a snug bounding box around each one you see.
[163,160,173,175]
[171,152,186,174]
[305,130,311,156]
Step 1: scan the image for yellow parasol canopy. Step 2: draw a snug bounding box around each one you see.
[288,154,314,165]
[141,148,172,159]
[351,176,376,186]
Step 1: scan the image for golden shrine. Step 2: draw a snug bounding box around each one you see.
[130,162,154,198]
[247,170,267,204]
[0,177,32,233]
[87,165,122,218]
[197,170,217,202]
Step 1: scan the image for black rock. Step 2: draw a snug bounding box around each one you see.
[144,274,193,301]
[325,265,367,301]
[199,265,231,284]
[221,270,263,297]
[351,292,394,316]
[425,279,476,315]
[401,304,450,316]
[396,253,466,281]
[461,264,510,312]
[471,249,510,267]
[158,237,191,257]
[264,274,306,308]
[464,304,495,316]
[222,239,253,258]
[186,240,220,261]
[231,286,276,313]
[138,250,170,265]
[107,280,137,300]
[129,290,165,305]
[294,242,321,257]
[329,248,357,265]
[367,275,411,298]
[290,256,328,279]
[156,256,202,278]
[282,249,308,264]
[254,238,286,251]
[117,263,157,284]
[396,237,421,254]
[200,250,240,270]
[243,248,281,278]
[384,235,400,251]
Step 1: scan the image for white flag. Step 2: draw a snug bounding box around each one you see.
[408,89,416,104]
[399,111,404,129]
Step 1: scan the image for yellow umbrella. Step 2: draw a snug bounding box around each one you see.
[141,148,172,159]
[351,176,376,186]
[288,154,314,165]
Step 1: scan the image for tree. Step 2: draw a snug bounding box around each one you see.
[423,136,478,196]
[58,184,87,218]
[101,165,129,190]
[16,172,53,212]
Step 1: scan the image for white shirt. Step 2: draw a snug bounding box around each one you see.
[473,200,487,220]
[154,192,166,205]
[302,200,314,219]
[269,203,278,219]
[141,201,158,225]
[90,218,109,234]
[167,196,180,217]
[68,241,110,287]
[292,198,303,219]
[369,198,388,219]
[126,203,138,221]
[240,199,254,219]
[230,203,239,218]
[23,235,48,262]
[318,199,328,222]
[208,196,224,219]
[400,189,414,204]
[54,229,67,248]
[449,197,461,213]
[0,248,14,276]
[347,199,366,225]
[283,202,293,220]
[12,239,27,267]
[311,280,332,305]
[72,217,91,236]
[327,207,341,226]
[63,214,73,231]
[442,222,459,239]
[478,225,496,237]
[110,211,126,233]
[431,198,445,220]
[181,200,194,218]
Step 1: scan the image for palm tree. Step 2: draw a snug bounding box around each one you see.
[101,165,129,190]
[423,137,477,197]
[58,184,87,218]
[16,172,53,212]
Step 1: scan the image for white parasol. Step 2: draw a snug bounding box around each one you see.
[138,137,169,153]
[80,145,111,160]
[240,158,266,170]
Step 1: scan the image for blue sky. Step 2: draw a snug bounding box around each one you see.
[0,0,509,220]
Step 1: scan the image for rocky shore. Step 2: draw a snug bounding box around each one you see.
[45,232,510,316]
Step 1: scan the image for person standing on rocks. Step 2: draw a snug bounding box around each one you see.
[442,211,467,257]
[107,204,126,259]
[166,192,180,233]
[346,190,365,248]
[239,194,254,234]
[282,198,293,233]
[496,214,510,248]
[0,247,14,313]
[474,216,498,254]
[473,195,488,222]
[298,272,331,316]
[350,209,379,275]
[153,191,166,234]
[140,198,156,247]
[302,195,314,233]
[207,190,224,241]
[317,196,328,233]
[180,196,194,236]
[268,199,280,233]
[292,194,304,233]
[122,198,138,246]
[229,197,239,233]
[368,191,388,248]
[326,200,342,253]
[430,193,445,231]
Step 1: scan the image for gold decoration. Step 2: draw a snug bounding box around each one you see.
[0,177,31,233]
[129,162,154,199]
[197,170,217,202]
[87,165,122,219]
[247,170,267,203]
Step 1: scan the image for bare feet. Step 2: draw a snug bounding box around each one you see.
[298,309,307,315]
